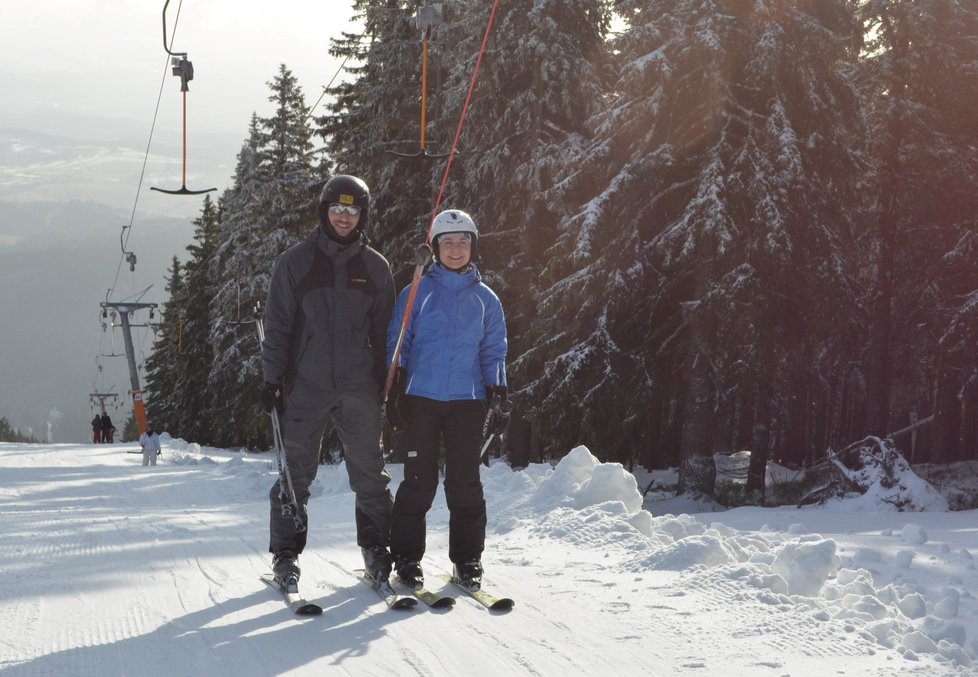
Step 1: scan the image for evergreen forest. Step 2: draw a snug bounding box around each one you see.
[143,0,978,500]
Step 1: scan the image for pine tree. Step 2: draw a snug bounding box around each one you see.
[0,416,35,443]
[121,412,138,443]
[208,66,317,447]
[857,0,978,459]
[177,195,221,443]
[144,257,184,435]
[517,0,865,494]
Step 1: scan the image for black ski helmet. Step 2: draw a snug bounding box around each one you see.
[319,174,370,234]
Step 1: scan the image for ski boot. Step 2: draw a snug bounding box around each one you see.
[453,560,483,590]
[361,545,393,584]
[272,550,301,593]
[395,560,424,589]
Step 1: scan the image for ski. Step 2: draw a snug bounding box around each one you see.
[393,577,455,609]
[260,573,323,616]
[444,575,514,611]
[355,569,418,610]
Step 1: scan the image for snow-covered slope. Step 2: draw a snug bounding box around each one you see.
[0,441,974,676]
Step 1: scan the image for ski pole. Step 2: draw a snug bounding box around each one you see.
[254,304,306,532]
[480,394,513,465]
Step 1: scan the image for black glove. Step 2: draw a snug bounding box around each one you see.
[386,368,409,432]
[492,399,514,435]
[486,386,512,435]
[261,381,284,414]
[486,385,508,408]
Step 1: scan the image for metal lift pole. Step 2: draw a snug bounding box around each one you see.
[101,301,157,435]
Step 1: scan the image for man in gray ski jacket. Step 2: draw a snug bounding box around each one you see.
[260,174,396,587]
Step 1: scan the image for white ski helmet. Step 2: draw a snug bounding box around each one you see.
[430,209,478,242]
[430,209,478,266]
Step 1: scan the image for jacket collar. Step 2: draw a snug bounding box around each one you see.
[429,262,480,289]
[310,225,364,260]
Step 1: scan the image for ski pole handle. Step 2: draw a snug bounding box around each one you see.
[481,392,502,440]
[480,394,514,465]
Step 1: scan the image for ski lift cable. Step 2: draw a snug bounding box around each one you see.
[108,0,185,303]
[305,23,371,123]
[383,0,500,400]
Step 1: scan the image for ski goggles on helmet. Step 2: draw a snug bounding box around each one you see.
[329,203,362,216]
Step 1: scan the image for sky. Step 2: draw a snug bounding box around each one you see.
[1,0,361,144]
[0,440,974,675]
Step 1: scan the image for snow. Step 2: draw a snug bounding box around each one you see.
[2,440,977,675]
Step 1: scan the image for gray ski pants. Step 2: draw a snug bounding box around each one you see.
[269,390,393,555]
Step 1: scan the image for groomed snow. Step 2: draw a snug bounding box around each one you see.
[1,440,975,676]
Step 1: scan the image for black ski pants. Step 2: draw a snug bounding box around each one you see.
[390,396,487,566]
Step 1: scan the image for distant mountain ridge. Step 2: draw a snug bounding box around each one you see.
[0,126,240,219]
[0,197,196,442]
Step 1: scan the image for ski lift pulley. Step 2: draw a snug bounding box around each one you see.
[150,0,216,196]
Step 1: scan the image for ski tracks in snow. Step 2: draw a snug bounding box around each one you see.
[1,443,969,676]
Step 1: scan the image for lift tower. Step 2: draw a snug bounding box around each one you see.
[100,301,157,435]
[89,392,119,413]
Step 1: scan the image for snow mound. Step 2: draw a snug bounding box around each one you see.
[818,437,949,512]
[482,447,972,669]
[523,445,643,514]
[770,538,838,596]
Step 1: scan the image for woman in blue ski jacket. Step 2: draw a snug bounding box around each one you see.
[386,209,509,590]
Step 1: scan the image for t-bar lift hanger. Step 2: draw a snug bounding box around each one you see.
[151,0,216,195]
[388,1,455,159]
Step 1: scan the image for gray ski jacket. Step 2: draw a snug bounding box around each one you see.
[261,226,395,412]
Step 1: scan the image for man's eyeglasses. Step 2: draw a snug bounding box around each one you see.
[329,203,362,216]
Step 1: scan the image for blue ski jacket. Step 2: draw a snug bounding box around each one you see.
[388,263,507,401]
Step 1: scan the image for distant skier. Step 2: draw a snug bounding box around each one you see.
[139,424,161,466]
[100,412,114,443]
[385,209,510,590]
[91,414,102,444]
[260,174,396,590]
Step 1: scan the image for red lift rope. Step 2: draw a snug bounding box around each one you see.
[383,0,501,403]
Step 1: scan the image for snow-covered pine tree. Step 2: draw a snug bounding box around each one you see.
[518,0,865,493]
[173,195,220,443]
[857,0,978,460]
[144,257,184,434]
[317,1,434,276]
[208,66,317,448]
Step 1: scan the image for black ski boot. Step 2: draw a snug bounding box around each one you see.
[395,560,424,589]
[453,560,483,590]
[361,545,392,583]
[272,550,301,593]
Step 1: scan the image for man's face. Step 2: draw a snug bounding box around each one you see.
[327,203,362,238]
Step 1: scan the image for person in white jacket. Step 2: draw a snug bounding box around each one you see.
[139,425,161,466]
